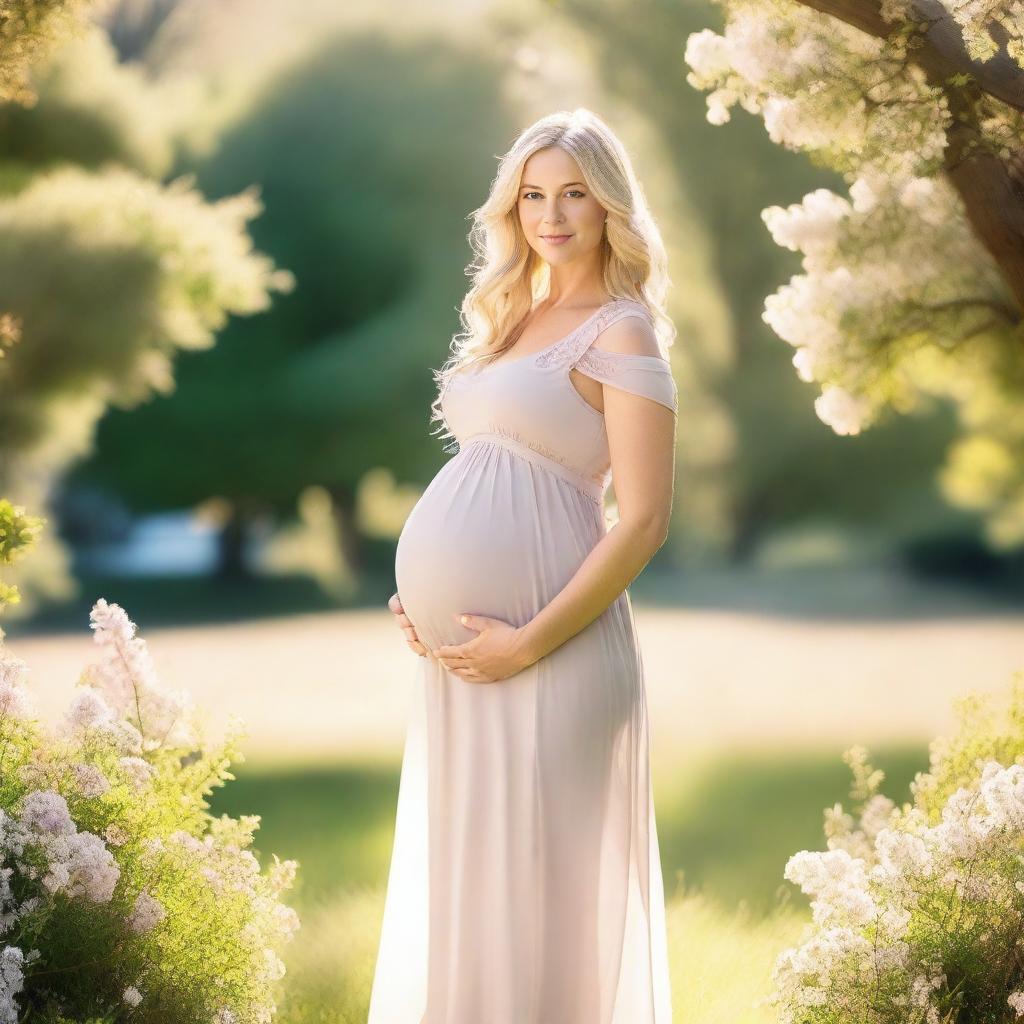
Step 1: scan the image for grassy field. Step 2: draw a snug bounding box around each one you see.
[8,565,1023,1021]
[205,742,929,1021]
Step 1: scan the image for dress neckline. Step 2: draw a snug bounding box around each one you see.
[482,297,624,372]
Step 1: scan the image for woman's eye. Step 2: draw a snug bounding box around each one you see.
[522,190,587,200]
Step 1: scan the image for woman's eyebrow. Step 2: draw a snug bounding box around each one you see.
[520,181,585,189]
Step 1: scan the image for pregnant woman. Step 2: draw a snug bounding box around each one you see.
[369,107,676,1024]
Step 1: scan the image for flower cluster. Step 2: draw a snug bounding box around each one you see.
[3,789,120,902]
[0,598,300,1023]
[758,175,1001,438]
[83,598,196,751]
[932,0,1024,68]
[771,673,1024,1023]
[685,1,1024,546]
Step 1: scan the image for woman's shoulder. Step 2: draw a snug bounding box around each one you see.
[595,299,664,359]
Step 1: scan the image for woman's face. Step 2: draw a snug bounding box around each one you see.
[516,146,607,267]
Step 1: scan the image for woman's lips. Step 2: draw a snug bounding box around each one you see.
[540,234,573,245]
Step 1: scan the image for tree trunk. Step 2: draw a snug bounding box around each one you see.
[215,503,252,581]
[329,483,365,578]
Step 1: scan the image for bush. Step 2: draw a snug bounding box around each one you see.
[0,598,299,1023]
[771,670,1024,1023]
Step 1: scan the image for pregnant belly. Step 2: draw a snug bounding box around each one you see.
[394,444,601,654]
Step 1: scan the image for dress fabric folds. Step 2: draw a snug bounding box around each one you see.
[369,297,676,1024]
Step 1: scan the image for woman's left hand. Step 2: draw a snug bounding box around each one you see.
[432,613,534,683]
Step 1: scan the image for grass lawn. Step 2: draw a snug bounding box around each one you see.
[209,742,928,1021]
[9,566,1015,1020]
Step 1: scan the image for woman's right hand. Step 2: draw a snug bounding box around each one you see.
[389,592,429,657]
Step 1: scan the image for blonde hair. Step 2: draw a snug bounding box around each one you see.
[429,107,674,451]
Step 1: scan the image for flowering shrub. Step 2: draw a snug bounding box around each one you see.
[0,598,299,1023]
[771,670,1024,1023]
[683,3,1024,546]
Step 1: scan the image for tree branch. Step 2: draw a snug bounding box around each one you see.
[796,0,1024,112]
[794,0,1024,314]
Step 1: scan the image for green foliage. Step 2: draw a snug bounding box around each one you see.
[0,163,294,464]
[77,26,520,527]
[771,671,1024,1023]
[909,670,1024,824]
[0,497,45,610]
[685,0,1024,550]
[0,24,185,180]
[0,598,300,1022]
[0,0,92,106]
[0,18,294,615]
[833,670,1024,828]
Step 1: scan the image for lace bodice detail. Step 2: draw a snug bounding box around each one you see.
[439,296,678,501]
[528,299,677,413]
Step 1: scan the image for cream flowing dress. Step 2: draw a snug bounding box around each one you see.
[369,296,676,1023]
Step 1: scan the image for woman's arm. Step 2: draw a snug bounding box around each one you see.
[512,325,676,667]
[433,315,676,681]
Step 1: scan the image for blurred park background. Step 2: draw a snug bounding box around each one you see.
[2,0,1023,1020]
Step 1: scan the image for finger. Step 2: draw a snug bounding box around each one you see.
[408,640,427,656]
[433,644,466,659]
[438,656,472,670]
[402,625,419,642]
[449,666,485,682]
[388,593,402,614]
[438,660,473,677]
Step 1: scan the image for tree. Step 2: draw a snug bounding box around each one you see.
[685,1,1024,547]
[0,19,293,611]
[0,0,92,106]
[76,28,521,577]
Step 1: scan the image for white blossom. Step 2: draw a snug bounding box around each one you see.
[117,756,154,791]
[871,828,935,883]
[762,188,850,257]
[63,687,114,732]
[976,761,1024,832]
[937,1,1024,67]
[72,763,110,799]
[683,0,1023,536]
[0,651,28,691]
[784,848,879,926]
[62,687,144,755]
[910,969,945,1009]
[102,822,129,847]
[0,946,25,1024]
[41,831,119,903]
[9,792,119,903]
[18,791,74,838]
[123,984,143,1006]
[814,386,871,436]
[126,890,165,935]
[263,946,285,982]
[85,599,196,750]
[0,651,33,721]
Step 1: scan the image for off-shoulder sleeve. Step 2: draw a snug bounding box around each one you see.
[575,346,678,414]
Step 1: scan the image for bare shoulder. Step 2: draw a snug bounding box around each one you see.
[593,308,664,359]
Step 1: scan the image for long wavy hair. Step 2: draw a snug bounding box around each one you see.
[428,107,674,451]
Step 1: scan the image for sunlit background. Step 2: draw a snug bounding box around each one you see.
[2,0,1023,1020]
